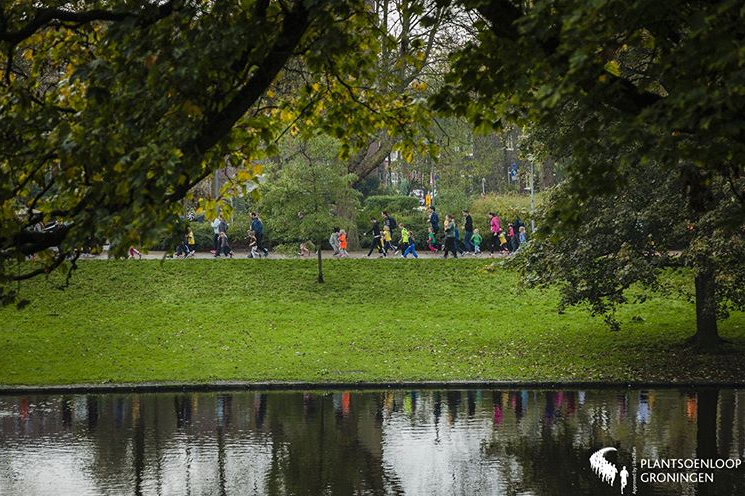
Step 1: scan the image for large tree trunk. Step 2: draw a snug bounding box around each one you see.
[317,240,324,283]
[542,158,556,189]
[348,134,393,184]
[693,262,720,348]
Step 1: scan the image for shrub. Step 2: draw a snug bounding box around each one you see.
[363,195,419,213]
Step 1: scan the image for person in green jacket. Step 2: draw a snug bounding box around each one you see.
[472,229,483,255]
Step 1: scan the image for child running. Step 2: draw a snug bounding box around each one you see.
[247,230,260,258]
[498,230,509,254]
[427,226,439,252]
[472,229,483,254]
[186,227,195,254]
[400,223,418,258]
[382,225,394,255]
[338,229,349,257]
[218,231,233,258]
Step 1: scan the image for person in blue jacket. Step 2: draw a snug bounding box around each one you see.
[428,206,439,234]
[250,212,269,257]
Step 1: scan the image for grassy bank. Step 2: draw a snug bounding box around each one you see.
[1,259,744,386]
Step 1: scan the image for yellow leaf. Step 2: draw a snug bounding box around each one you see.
[604,60,621,77]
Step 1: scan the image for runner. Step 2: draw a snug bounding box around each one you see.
[250,212,269,257]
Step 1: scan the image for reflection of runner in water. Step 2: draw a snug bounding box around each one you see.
[620,466,629,494]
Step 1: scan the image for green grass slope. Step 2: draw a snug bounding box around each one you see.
[1,259,743,385]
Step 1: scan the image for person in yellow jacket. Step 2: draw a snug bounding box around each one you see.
[382,225,394,255]
[186,227,195,252]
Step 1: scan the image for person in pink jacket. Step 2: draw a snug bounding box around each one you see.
[489,212,501,256]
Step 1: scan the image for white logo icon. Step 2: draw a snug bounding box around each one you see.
[590,447,629,494]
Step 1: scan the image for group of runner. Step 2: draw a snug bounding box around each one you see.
[166,206,528,259]
[171,211,269,259]
[358,207,528,259]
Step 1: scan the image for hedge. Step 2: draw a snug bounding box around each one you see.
[363,195,420,213]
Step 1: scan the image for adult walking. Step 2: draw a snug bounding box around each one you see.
[443,214,458,259]
[250,212,269,257]
[366,217,385,257]
[462,209,474,253]
[489,212,501,256]
[382,211,397,231]
[211,214,223,255]
[329,227,341,256]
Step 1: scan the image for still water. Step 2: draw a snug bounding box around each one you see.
[1,388,744,495]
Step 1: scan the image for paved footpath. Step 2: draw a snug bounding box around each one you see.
[82,250,507,260]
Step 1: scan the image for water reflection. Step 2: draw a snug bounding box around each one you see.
[0,388,743,495]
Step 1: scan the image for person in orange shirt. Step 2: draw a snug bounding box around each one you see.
[338,229,349,257]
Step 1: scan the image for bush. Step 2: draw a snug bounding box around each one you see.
[363,195,419,214]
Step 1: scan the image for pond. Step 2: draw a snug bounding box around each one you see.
[1,388,743,495]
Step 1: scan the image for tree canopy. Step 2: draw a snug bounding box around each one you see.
[0,0,426,303]
[431,0,745,346]
[435,0,745,218]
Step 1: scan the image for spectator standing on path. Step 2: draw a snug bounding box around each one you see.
[329,227,341,256]
[428,206,439,235]
[462,210,474,253]
[443,214,458,259]
[250,212,269,257]
[211,214,223,254]
[489,212,501,257]
[366,217,385,257]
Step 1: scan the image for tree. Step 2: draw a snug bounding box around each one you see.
[346,0,480,183]
[260,136,360,283]
[522,163,745,348]
[433,0,745,346]
[0,0,424,304]
[437,0,745,211]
